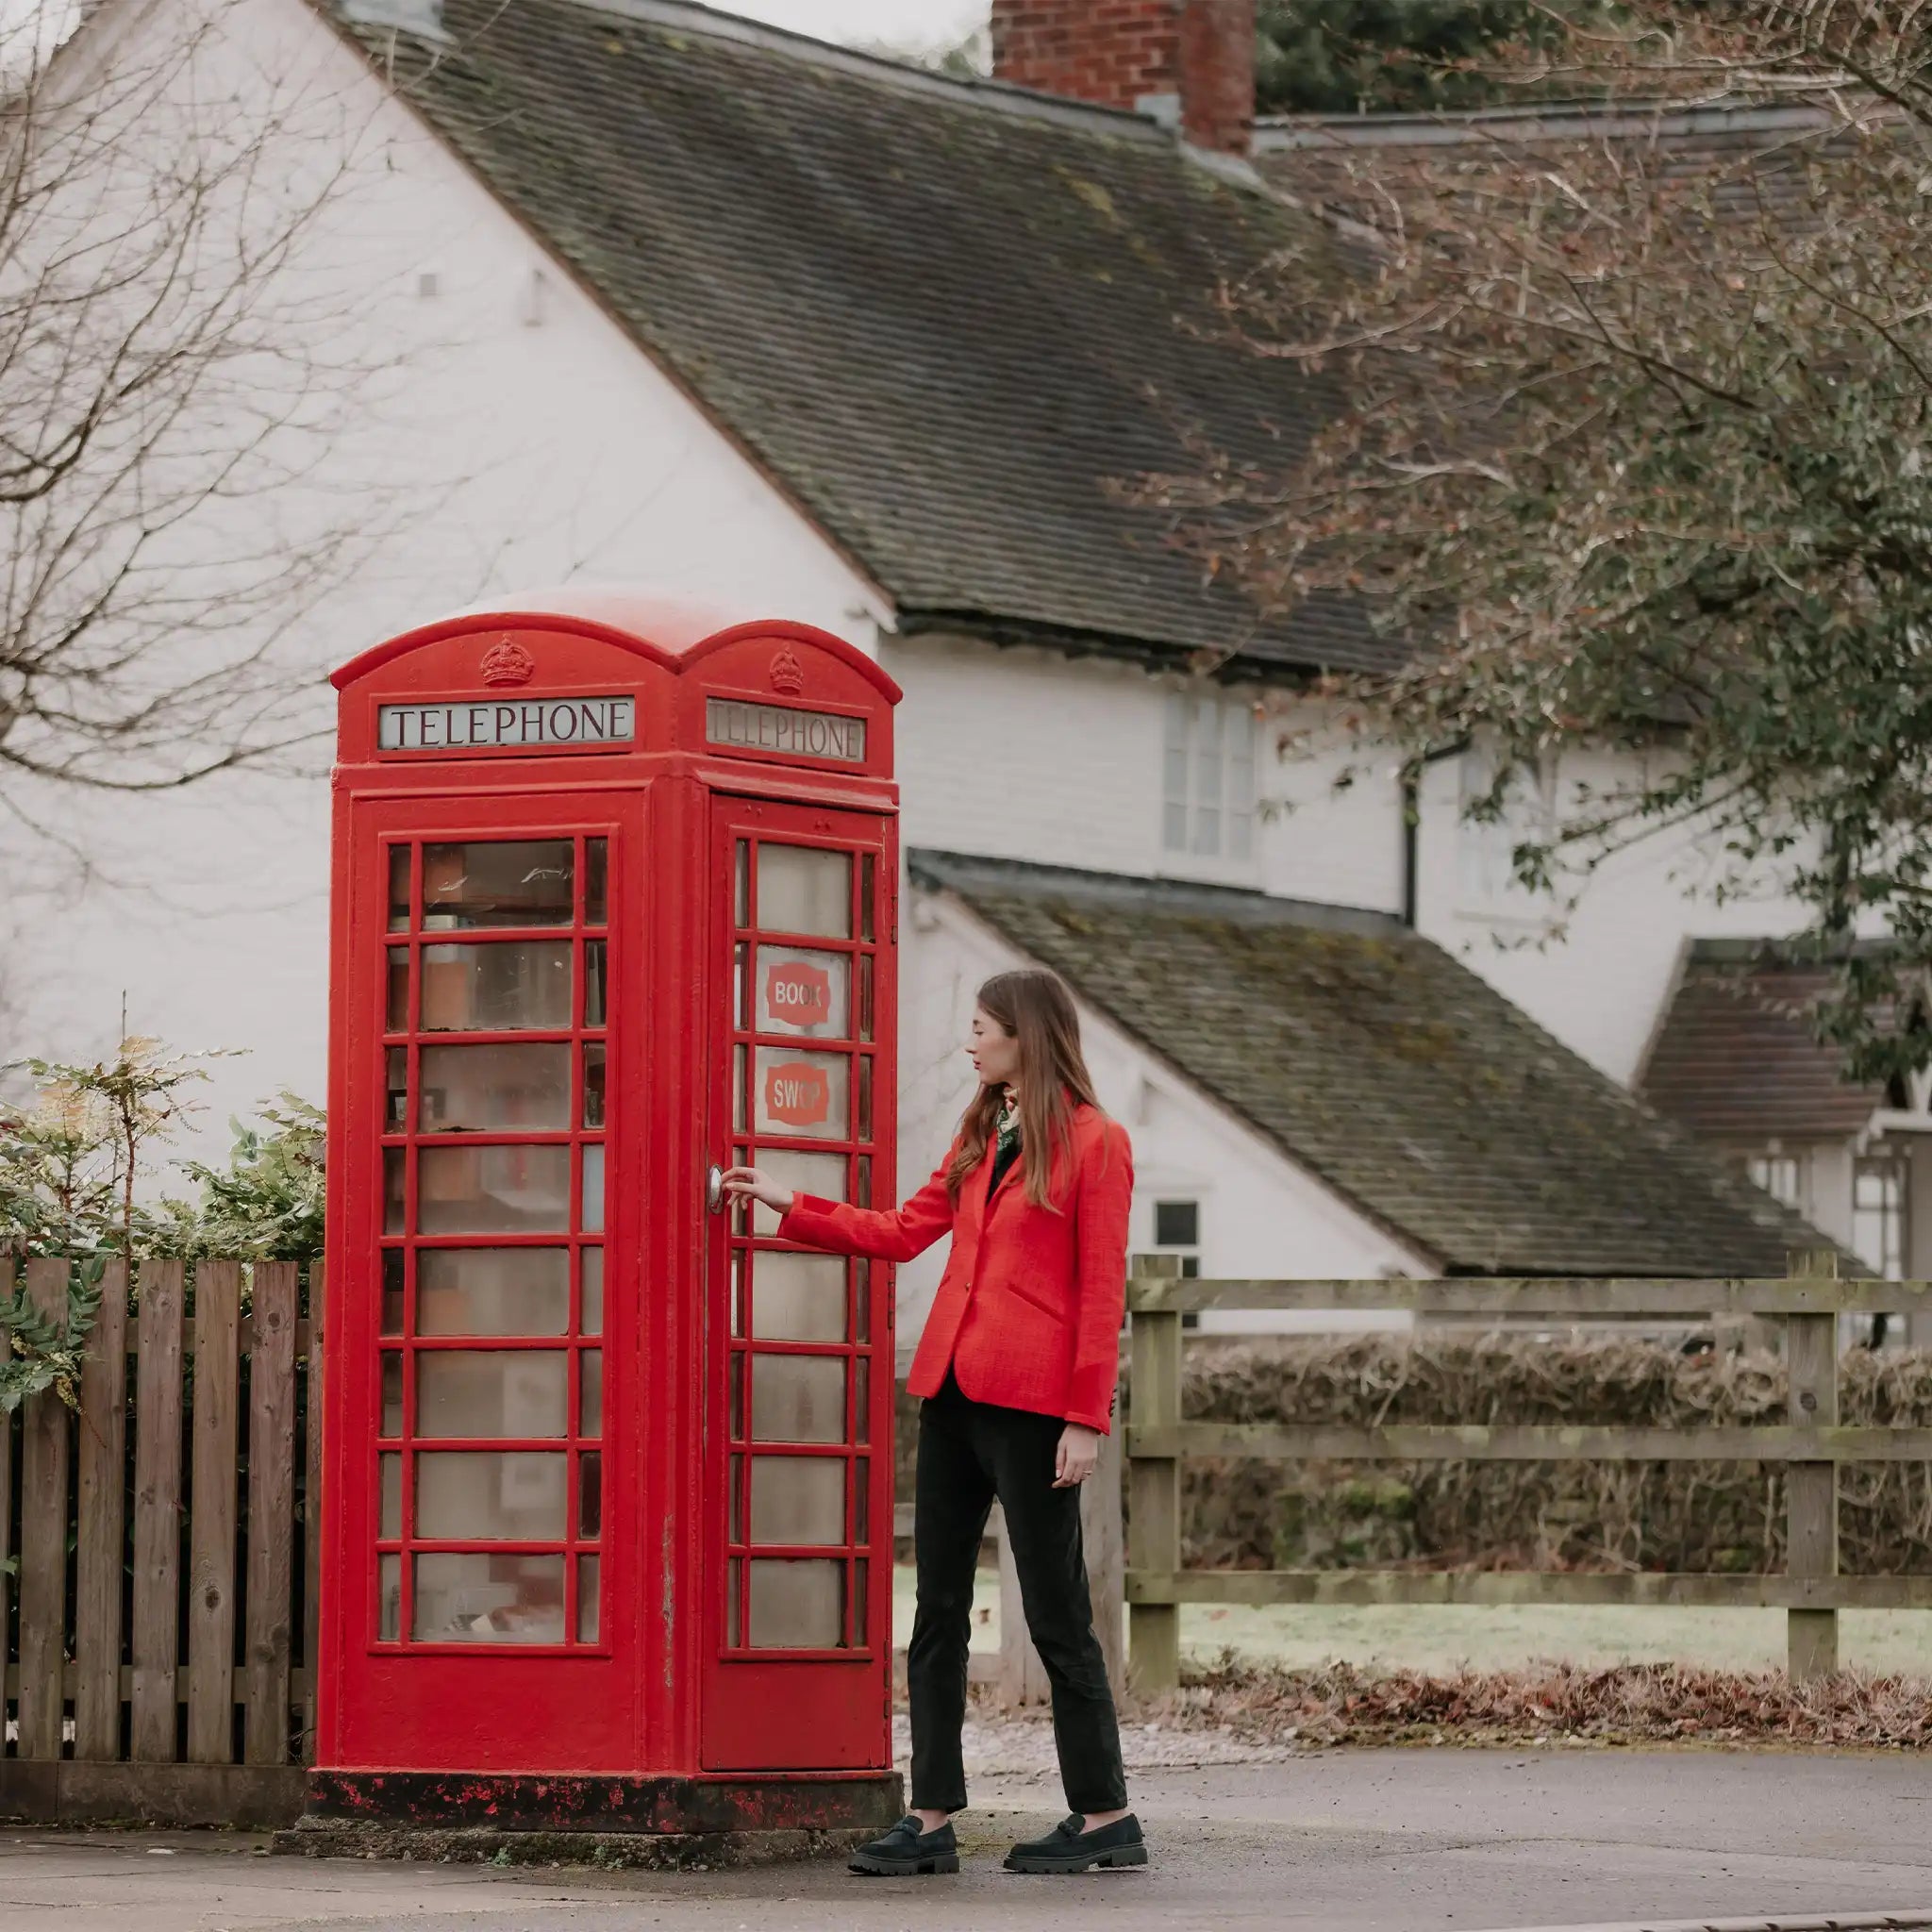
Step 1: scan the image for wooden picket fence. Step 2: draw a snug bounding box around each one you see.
[0,1256,323,1827]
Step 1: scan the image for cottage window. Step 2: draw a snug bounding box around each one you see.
[1854,1157,1909,1281]
[1746,1153,1806,1212]
[1163,693,1256,862]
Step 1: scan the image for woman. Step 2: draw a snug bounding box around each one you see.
[724,968,1144,1878]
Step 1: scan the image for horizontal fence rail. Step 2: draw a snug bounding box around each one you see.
[0,1256,323,1829]
[1124,1253,1904,1692]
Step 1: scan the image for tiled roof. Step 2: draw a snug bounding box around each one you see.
[325,0,1394,678]
[914,851,1834,1276]
[1640,941,1885,1140]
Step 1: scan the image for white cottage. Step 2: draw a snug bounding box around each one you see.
[9,0,1835,1333]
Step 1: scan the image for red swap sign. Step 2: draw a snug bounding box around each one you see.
[764,1061,831,1130]
[765,958,833,1029]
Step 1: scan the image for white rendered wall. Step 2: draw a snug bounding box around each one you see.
[7,0,884,1163]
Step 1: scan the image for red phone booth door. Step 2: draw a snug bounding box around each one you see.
[347,795,641,1770]
[701,799,895,1772]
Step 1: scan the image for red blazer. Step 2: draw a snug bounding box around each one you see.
[778,1104,1133,1433]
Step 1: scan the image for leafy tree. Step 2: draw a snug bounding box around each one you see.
[1151,2,1932,1077]
[1255,0,1583,114]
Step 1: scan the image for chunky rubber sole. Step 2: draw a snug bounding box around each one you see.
[848,1849,961,1876]
[1004,1841,1149,1874]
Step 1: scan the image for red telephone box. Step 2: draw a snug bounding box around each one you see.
[309,591,904,1840]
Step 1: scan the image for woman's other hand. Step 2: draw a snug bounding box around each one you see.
[721,1167,795,1216]
[1053,1423,1101,1489]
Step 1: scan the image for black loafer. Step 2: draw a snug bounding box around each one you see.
[1004,1812,1147,1874]
[849,1814,960,1875]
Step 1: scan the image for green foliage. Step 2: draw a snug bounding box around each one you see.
[1255,0,1585,114]
[0,1255,105,1413]
[158,1094,326,1260]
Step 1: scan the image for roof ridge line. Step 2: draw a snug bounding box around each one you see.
[556,0,1172,142]
[1257,94,1841,151]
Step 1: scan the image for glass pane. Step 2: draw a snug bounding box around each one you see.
[418,1247,570,1336]
[384,1147,407,1234]
[585,840,608,925]
[584,1043,606,1128]
[378,1553,401,1641]
[755,1048,850,1141]
[422,841,574,930]
[860,853,875,943]
[855,1460,869,1544]
[581,1145,606,1233]
[420,941,572,1032]
[751,1354,846,1444]
[577,1555,600,1643]
[730,1454,745,1542]
[413,1552,565,1644]
[750,1149,846,1236]
[415,1451,567,1540]
[579,1351,602,1437]
[578,1451,601,1539]
[386,1048,408,1131]
[416,1350,568,1438]
[379,1453,402,1539]
[858,1057,873,1142]
[580,1248,603,1335]
[751,1252,846,1342]
[734,942,750,1030]
[758,846,851,939]
[380,1354,403,1438]
[419,1042,570,1133]
[387,845,411,932]
[387,948,409,1031]
[858,955,875,1042]
[585,941,607,1027]
[750,1456,845,1546]
[758,948,851,1037]
[748,1558,842,1648]
[730,1250,747,1337]
[417,1144,571,1233]
[381,1249,406,1335]
[728,1354,744,1440]
[856,1355,871,1444]
[727,1557,741,1647]
[734,841,750,928]
[733,1045,747,1135]
[855,1264,872,1343]
[854,1557,869,1646]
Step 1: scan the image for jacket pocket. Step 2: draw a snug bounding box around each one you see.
[1000,1275,1067,1323]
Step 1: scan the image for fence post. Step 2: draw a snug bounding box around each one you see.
[1786,1249,1840,1683]
[1127,1259,1183,1695]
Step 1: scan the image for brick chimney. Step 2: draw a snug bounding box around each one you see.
[990,0,1256,156]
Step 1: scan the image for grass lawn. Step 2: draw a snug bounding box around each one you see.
[891,1565,1932,1676]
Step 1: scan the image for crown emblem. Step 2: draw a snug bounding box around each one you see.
[480,639,535,688]
[769,647,805,697]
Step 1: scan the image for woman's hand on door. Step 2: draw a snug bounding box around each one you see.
[721,1166,795,1216]
[1053,1423,1101,1489]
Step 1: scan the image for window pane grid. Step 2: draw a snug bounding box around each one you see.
[374,836,611,1651]
[722,837,882,1654]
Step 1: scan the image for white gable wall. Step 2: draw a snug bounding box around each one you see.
[10,0,883,1155]
[895,891,1427,1347]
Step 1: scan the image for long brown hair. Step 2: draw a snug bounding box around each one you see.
[945,970,1100,1208]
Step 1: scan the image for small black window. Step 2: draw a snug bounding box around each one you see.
[1155,1201,1199,1249]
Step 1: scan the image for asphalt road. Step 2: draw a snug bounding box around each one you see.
[6,1749,1932,1932]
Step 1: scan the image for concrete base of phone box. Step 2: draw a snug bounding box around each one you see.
[274,1769,905,1867]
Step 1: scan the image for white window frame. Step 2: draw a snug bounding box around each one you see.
[1162,691,1257,871]
[1746,1151,1807,1214]
[1457,741,1556,916]
[1854,1154,1909,1282]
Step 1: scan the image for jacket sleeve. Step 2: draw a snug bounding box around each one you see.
[1064,1119,1133,1434]
[777,1153,957,1263]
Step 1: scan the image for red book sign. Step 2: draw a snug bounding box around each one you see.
[764,1061,831,1130]
[765,958,833,1029]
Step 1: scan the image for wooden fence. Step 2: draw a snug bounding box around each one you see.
[0,1257,322,1827]
[1124,1253,1932,1692]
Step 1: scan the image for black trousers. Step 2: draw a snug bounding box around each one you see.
[907,1372,1128,1816]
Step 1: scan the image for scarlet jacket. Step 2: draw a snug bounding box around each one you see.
[778,1103,1133,1433]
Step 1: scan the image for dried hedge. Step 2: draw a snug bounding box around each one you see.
[895,1336,1932,1574]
